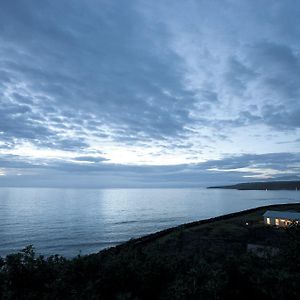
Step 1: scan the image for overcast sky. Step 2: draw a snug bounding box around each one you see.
[0,0,299,187]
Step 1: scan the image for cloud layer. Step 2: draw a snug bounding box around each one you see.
[0,0,299,186]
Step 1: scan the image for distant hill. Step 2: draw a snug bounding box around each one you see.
[208,180,300,190]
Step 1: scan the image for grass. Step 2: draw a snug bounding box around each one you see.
[129,203,300,251]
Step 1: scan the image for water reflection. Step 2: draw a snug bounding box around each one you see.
[0,188,299,257]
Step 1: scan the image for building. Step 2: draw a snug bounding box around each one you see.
[263,210,300,227]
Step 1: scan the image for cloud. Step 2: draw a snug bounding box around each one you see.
[73,156,108,163]
[0,0,196,144]
[0,152,299,188]
[199,153,300,172]
[0,0,299,186]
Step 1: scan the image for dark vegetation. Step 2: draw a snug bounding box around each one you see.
[1,204,300,299]
[208,180,300,190]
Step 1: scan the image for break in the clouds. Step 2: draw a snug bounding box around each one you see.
[0,0,299,187]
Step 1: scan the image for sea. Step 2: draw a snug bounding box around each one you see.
[0,187,299,257]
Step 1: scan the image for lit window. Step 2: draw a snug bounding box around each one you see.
[266,217,271,225]
[275,219,279,226]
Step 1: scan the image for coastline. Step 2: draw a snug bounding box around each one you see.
[207,180,300,190]
[2,202,300,299]
[110,202,300,251]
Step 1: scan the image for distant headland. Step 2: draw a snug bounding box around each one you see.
[207,180,300,190]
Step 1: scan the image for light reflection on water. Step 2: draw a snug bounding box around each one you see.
[0,187,299,257]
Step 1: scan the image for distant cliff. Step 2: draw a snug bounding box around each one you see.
[208,181,300,190]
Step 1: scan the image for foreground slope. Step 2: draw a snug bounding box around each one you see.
[1,203,300,300]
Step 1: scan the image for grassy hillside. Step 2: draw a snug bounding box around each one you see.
[1,203,300,299]
[208,180,300,190]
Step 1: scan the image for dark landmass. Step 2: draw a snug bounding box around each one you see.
[208,180,300,190]
[1,203,300,300]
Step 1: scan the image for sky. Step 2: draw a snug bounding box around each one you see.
[0,0,299,188]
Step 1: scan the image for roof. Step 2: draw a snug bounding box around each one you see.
[263,210,300,221]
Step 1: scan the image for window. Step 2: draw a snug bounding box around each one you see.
[275,219,279,226]
[266,217,270,225]
[280,219,288,226]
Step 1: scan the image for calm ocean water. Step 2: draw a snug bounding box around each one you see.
[0,187,299,257]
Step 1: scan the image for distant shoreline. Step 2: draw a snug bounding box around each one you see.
[207,180,300,190]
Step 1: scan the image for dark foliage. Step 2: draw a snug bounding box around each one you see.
[1,225,300,299]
